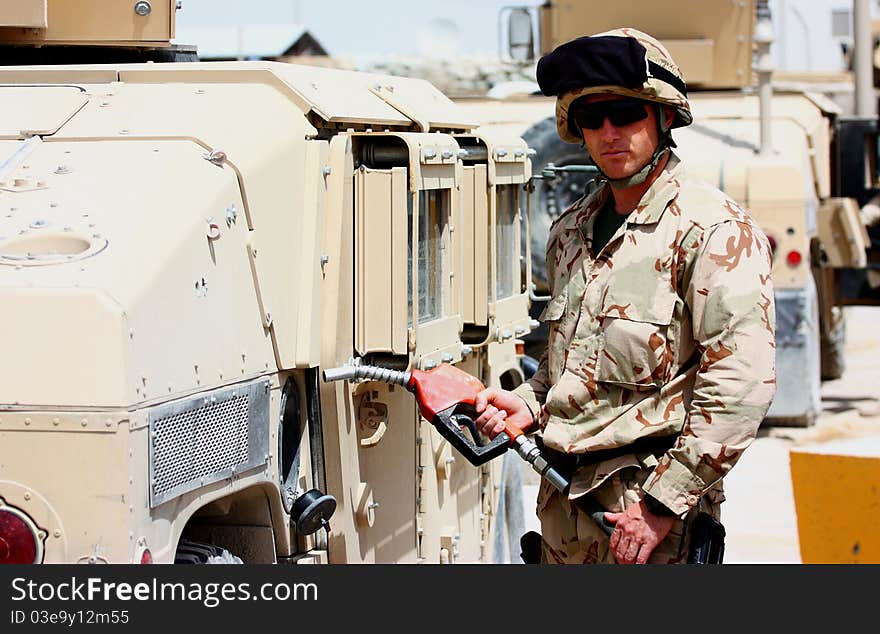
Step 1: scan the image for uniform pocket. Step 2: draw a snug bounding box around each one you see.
[538,290,567,323]
[595,311,674,389]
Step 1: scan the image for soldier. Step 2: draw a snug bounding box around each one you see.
[473,28,777,564]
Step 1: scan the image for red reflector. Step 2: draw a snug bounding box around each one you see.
[0,508,39,564]
[515,342,525,356]
[786,250,802,267]
[140,548,153,565]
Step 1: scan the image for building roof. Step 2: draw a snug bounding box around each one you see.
[173,24,327,60]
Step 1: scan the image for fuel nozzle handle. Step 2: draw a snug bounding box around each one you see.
[322,363,568,490]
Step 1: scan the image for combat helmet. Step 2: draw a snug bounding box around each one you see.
[536,28,692,187]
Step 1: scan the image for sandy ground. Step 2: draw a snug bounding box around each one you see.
[519,305,880,563]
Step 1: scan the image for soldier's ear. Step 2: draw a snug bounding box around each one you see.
[662,105,676,132]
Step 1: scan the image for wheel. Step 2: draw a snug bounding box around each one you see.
[521,116,596,359]
[174,539,243,564]
[519,354,540,379]
[522,116,597,293]
[820,305,846,381]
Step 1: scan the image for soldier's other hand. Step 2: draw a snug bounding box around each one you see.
[473,388,536,439]
[604,500,675,565]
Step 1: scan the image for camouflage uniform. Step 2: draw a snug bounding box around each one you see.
[513,153,777,564]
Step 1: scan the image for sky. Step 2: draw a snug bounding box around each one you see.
[174,0,875,72]
[174,0,542,65]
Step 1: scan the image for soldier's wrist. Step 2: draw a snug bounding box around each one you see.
[642,493,677,517]
[514,394,539,432]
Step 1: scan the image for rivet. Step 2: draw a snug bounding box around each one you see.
[23,492,31,500]
[24,418,31,426]
[53,529,61,538]
[81,418,88,427]
[52,418,59,426]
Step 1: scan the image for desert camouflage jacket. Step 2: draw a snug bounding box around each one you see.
[514,153,777,516]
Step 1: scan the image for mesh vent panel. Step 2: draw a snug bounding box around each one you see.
[152,395,250,499]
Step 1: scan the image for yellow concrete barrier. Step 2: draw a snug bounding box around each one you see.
[790,437,880,563]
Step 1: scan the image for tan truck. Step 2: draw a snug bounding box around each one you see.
[451,0,880,427]
[0,1,535,564]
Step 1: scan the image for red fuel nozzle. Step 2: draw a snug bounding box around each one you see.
[321,362,566,488]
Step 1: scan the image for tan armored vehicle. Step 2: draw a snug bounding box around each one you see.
[0,1,536,563]
[452,0,880,427]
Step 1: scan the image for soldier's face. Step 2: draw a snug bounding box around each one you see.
[578,94,660,181]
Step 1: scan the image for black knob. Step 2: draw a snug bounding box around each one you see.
[290,488,337,535]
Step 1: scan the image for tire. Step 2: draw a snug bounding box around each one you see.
[521,116,596,359]
[175,539,243,564]
[820,305,846,381]
[521,116,596,293]
[519,354,540,379]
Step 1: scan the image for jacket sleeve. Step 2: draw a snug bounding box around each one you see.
[511,220,563,425]
[513,348,550,424]
[642,218,777,516]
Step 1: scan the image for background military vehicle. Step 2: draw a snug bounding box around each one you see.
[449,0,880,427]
[0,0,534,564]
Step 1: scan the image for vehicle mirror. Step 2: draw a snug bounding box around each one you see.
[504,7,535,63]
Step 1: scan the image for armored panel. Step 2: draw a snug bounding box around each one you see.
[354,166,409,356]
[0,0,174,45]
[149,378,270,508]
[0,0,47,28]
[545,0,753,89]
[0,86,89,139]
[458,164,490,326]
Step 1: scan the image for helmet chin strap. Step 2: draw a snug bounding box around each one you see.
[596,104,674,190]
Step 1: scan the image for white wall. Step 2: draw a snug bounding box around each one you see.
[769,0,877,72]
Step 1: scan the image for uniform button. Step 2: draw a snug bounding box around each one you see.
[686,495,698,506]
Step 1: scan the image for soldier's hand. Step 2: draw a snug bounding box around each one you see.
[604,500,675,565]
[473,388,536,439]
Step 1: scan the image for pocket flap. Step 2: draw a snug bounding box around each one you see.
[539,290,568,322]
[601,266,677,324]
[569,454,640,499]
[601,290,676,325]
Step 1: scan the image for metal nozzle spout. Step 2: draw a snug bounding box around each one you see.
[322,366,359,383]
[322,364,411,387]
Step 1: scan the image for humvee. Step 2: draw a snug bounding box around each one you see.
[0,0,534,564]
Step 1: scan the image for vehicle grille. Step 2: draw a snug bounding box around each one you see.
[148,379,270,507]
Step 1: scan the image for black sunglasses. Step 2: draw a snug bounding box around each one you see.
[571,99,649,130]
